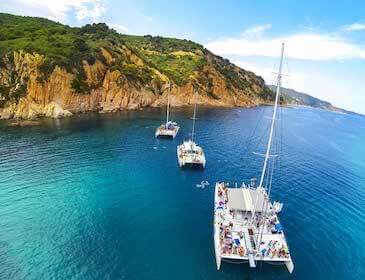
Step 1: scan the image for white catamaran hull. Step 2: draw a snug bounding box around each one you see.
[214,183,222,269]
[285,259,294,274]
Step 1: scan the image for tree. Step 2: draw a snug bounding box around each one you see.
[74,38,88,52]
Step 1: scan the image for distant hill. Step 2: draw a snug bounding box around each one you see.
[268,85,346,113]
[0,13,274,120]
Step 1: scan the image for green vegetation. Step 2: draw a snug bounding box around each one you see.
[0,13,77,65]
[0,13,206,87]
[119,35,207,85]
[214,57,252,91]
[111,63,156,85]
[0,84,26,107]
[0,13,272,106]
[0,14,122,82]
[120,34,204,54]
[71,73,90,94]
[0,85,11,107]
[141,52,206,85]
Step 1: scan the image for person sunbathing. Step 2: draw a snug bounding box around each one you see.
[225,237,232,245]
[222,245,229,254]
[261,248,267,257]
[227,246,233,254]
[220,236,224,245]
[237,246,245,256]
[272,249,278,258]
[224,227,229,234]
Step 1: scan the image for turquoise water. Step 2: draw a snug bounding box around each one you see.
[0,107,364,279]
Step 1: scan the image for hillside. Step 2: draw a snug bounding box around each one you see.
[0,13,273,120]
[268,85,344,112]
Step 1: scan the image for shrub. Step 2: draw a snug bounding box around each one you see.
[71,72,90,94]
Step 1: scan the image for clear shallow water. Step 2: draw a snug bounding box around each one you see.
[0,107,364,280]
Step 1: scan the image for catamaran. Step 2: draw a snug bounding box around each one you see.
[155,83,180,138]
[213,43,294,273]
[177,90,206,168]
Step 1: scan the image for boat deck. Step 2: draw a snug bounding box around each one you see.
[155,123,179,138]
[177,141,206,168]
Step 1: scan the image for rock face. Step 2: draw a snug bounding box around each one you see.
[0,50,271,120]
[0,14,273,120]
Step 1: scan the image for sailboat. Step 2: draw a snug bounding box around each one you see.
[177,90,206,168]
[155,83,180,138]
[213,43,294,273]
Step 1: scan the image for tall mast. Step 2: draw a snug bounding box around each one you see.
[166,83,171,126]
[191,89,197,142]
[258,43,284,189]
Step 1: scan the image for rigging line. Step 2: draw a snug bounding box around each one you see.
[251,73,281,157]
[268,155,276,199]
[241,106,265,168]
[251,157,271,228]
[251,114,272,159]
[285,55,291,80]
[264,156,271,191]
[258,44,284,189]
[243,65,278,167]
[258,157,276,246]
[191,88,197,142]
[264,157,274,213]
[166,82,171,125]
[256,158,272,242]
[274,114,280,180]
[279,103,284,181]
[279,50,290,180]
[245,106,265,151]
[249,108,275,226]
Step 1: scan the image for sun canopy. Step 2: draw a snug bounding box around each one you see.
[227,188,267,212]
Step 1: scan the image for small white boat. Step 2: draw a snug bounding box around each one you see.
[177,140,206,168]
[177,90,206,168]
[156,83,179,139]
[213,43,294,273]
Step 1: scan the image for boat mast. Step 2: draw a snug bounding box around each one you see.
[166,83,171,126]
[258,43,284,189]
[191,89,197,142]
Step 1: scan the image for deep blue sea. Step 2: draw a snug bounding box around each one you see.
[0,106,364,280]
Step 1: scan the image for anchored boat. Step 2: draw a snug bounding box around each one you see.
[177,140,206,168]
[213,43,294,273]
[177,90,206,168]
[155,83,180,138]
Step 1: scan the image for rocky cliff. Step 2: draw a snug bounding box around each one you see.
[0,13,273,119]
